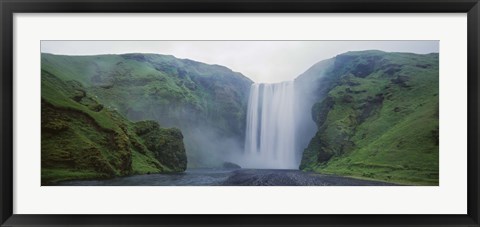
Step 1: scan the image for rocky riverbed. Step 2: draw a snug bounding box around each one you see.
[58,169,399,186]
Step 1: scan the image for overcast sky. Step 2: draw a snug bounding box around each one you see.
[41,41,438,83]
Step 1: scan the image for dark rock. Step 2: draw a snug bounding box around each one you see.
[99,84,114,89]
[89,103,104,112]
[391,75,410,88]
[346,81,360,86]
[312,96,335,128]
[342,95,354,103]
[353,90,367,94]
[381,64,402,76]
[223,162,242,169]
[351,61,376,78]
[431,127,439,145]
[416,64,431,68]
[71,90,86,102]
[357,94,384,123]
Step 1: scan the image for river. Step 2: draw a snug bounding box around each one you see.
[58,169,398,186]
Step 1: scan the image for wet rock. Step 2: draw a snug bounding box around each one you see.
[223,162,241,169]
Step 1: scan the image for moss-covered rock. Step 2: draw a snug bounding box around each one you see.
[41,69,188,185]
[41,53,253,168]
[298,50,439,185]
[134,121,187,171]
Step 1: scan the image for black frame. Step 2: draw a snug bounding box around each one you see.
[1,0,479,226]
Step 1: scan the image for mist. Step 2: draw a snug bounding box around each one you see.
[182,125,245,168]
[230,58,334,169]
[144,106,247,168]
[293,58,336,165]
[96,52,339,170]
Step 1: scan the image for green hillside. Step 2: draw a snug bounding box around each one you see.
[298,50,439,185]
[42,53,253,167]
[41,50,439,186]
[41,69,187,185]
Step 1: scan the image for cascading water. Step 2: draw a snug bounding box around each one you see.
[243,81,296,169]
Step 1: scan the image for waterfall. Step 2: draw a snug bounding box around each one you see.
[243,81,296,169]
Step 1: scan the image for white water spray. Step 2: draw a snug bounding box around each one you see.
[243,81,296,169]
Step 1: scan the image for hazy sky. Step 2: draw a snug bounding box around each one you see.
[41,41,438,83]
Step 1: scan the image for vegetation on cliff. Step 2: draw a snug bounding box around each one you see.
[42,50,439,186]
[298,50,439,185]
[41,53,252,167]
[41,69,186,185]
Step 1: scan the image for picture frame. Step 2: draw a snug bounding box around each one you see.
[1,0,479,226]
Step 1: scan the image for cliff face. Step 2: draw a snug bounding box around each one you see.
[41,53,253,168]
[41,70,186,185]
[41,50,439,185]
[297,50,439,185]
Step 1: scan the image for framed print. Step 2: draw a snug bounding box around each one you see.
[1,0,479,226]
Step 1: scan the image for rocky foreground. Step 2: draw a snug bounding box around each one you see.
[58,169,399,186]
[221,169,398,186]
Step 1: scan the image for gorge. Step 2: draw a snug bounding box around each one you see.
[41,50,439,186]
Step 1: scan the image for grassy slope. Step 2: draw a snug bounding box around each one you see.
[299,50,439,185]
[41,67,187,185]
[42,50,439,185]
[42,53,253,167]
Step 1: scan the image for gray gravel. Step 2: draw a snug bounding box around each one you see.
[58,169,400,186]
[221,169,399,186]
